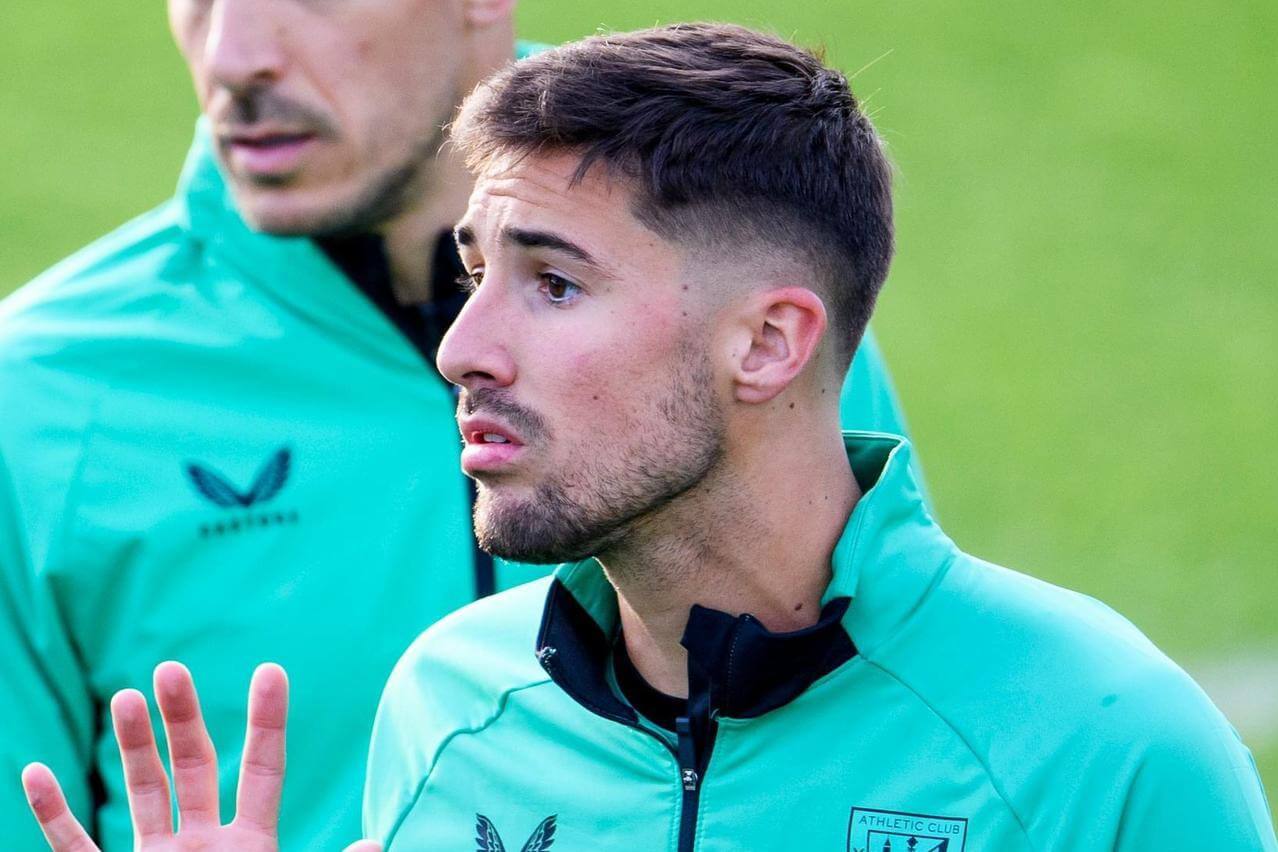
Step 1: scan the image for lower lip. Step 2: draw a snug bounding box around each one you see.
[461,442,524,474]
[227,136,317,176]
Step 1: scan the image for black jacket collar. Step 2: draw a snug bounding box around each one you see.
[535,568,855,728]
[612,598,854,730]
[318,231,467,364]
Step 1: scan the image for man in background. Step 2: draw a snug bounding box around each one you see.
[0,1,920,849]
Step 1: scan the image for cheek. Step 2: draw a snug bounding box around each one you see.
[522,283,697,434]
[306,13,433,122]
[361,10,458,100]
[343,45,452,160]
[559,326,688,419]
[566,354,629,414]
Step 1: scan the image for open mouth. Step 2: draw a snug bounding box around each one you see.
[458,420,525,475]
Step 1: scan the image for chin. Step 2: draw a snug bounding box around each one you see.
[233,193,334,237]
[228,180,369,238]
[473,498,566,565]
[474,491,629,566]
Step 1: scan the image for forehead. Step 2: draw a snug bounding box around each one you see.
[460,154,668,260]
[172,0,462,56]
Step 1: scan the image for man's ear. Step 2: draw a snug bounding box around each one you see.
[465,0,517,27]
[730,287,828,404]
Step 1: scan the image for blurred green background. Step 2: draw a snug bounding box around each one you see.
[2,0,1275,817]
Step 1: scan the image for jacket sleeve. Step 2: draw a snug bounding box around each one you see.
[840,326,931,505]
[0,432,98,848]
[1112,702,1277,849]
[362,656,425,847]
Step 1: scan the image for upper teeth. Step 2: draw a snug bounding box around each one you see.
[483,433,509,444]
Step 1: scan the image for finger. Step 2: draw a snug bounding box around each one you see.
[110,689,174,840]
[342,841,383,852]
[21,763,101,852]
[234,663,288,833]
[153,661,221,827]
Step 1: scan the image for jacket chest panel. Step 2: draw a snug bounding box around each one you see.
[64,344,480,851]
[402,669,1039,851]
[50,335,477,709]
[689,675,1034,851]
[391,693,685,851]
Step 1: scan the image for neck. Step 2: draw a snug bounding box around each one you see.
[374,153,472,303]
[605,405,859,698]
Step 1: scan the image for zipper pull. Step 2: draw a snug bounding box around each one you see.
[675,716,699,791]
[535,646,557,672]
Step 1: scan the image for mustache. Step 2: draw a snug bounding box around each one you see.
[211,87,339,138]
[459,388,549,441]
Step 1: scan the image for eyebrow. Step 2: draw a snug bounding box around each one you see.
[454,225,613,276]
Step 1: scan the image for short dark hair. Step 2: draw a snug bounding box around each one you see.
[453,23,894,362]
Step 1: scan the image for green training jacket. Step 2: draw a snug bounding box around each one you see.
[364,433,1276,851]
[0,131,918,848]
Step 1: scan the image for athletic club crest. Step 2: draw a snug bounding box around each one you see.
[847,807,968,852]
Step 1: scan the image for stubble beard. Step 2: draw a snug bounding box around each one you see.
[472,352,726,565]
[225,88,456,237]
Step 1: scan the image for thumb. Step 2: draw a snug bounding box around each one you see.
[342,842,382,852]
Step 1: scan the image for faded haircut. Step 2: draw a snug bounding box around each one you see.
[452,22,894,363]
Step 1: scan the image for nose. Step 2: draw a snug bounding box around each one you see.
[437,281,518,392]
[205,0,287,94]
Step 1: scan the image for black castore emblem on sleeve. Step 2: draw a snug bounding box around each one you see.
[475,813,557,852]
[184,446,300,538]
[186,447,292,508]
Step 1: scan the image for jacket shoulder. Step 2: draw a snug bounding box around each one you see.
[0,199,198,429]
[0,201,199,369]
[4,201,190,316]
[932,556,1205,708]
[876,554,1264,840]
[0,202,208,562]
[390,575,552,711]
[364,578,554,838]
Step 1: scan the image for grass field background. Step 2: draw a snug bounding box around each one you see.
[3,0,1275,819]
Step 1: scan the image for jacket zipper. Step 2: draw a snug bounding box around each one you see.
[538,650,717,852]
[675,716,703,852]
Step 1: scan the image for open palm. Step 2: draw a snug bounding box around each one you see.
[21,662,378,852]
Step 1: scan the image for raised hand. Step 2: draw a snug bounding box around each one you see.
[21,661,380,852]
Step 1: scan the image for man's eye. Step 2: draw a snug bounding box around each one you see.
[540,273,581,305]
[457,270,483,294]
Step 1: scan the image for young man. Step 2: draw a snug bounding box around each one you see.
[1,6,919,852]
[363,24,1276,849]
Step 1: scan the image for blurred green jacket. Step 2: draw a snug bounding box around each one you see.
[365,434,1276,852]
[0,135,919,850]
